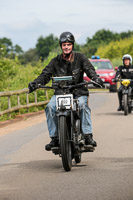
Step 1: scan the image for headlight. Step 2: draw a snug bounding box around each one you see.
[84,73,87,77]
[98,72,115,77]
[109,72,115,76]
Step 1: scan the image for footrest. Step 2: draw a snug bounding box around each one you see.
[51,147,59,155]
[82,145,95,152]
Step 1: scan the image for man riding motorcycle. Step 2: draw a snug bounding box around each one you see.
[28,31,103,150]
[114,54,133,111]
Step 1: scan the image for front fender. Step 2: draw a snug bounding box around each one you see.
[56,110,71,117]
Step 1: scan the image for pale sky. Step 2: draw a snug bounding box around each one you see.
[0,0,133,51]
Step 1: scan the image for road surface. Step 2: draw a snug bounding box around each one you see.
[0,92,133,200]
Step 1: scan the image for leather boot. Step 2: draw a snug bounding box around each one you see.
[45,137,59,151]
[117,105,123,111]
[84,134,97,147]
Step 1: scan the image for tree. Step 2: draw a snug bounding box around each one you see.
[36,34,59,61]
[0,37,13,55]
[19,48,39,65]
[80,29,133,58]
[74,43,80,52]
[0,37,24,59]
[14,45,23,55]
[91,29,115,44]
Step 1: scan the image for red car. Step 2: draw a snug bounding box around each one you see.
[84,56,117,92]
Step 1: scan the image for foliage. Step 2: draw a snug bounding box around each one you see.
[19,48,39,65]
[80,29,133,58]
[96,36,133,60]
[14,45,23,55]
[74,43,80,52]
[0,52,56,121]
[0,37,13,53]
[111,58,122,67]
[0,58,20,90]
[0,37,23,59]
[36,34,59,61]
[1,30,133,64]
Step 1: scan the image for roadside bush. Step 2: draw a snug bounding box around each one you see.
[0,52,57,121]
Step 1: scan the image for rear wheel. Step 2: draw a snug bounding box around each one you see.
[59,116,72,171]
[123,94,128,115]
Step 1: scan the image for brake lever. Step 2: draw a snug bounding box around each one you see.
[90,80,103,88]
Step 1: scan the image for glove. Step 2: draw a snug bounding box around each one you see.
[28,81,38,93]
[92,77,104,87]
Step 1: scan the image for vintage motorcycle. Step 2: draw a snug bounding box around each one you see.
[120,79,133,115]
[37,76,101,171]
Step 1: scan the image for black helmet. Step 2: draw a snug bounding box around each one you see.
[59,32,75,47]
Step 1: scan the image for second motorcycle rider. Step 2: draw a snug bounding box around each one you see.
[114,54,133,111]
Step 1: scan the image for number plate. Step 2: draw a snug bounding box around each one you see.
[56,94,73,109]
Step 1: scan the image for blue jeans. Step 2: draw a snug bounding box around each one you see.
[45,95,92,138]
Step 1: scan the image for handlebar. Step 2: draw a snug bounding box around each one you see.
[37,80,103,90]
[112,78,133,82]
[28,79,104,94]
[121,79,133,81]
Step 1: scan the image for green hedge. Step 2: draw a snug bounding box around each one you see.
[0,52,57,121]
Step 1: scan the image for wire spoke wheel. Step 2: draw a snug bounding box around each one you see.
[59,116,72,171]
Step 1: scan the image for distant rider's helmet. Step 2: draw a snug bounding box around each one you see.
[122,54,132,65]
[59,32,75,48]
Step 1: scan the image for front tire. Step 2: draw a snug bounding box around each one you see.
[123,94,128,115]
[59,116,72,171]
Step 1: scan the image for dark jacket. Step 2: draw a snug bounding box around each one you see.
[115,65,133,79]
[34,52,98,96]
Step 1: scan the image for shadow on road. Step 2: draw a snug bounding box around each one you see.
[19,160,88,172]
[0,159,88,173]
[20,159,63,172]
[2,157,133,170]
[96,112,132,116]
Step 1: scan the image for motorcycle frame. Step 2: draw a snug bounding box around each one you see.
[56,96,80,157]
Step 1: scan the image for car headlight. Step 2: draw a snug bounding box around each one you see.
[109,72,115,76]
[84,73,87,77]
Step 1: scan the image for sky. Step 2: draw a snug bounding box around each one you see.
[0,0,133,51]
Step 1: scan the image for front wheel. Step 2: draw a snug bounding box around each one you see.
[123,94,128,116]
[59,116,72,171]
